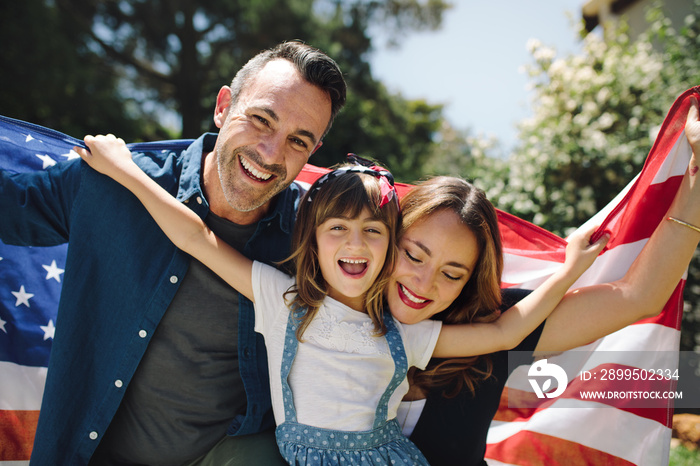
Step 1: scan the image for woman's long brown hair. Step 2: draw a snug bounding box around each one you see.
[401,176,504,397]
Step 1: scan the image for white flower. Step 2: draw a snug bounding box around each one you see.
[596,88,611,104]
[526,38,542,53]
[534,46,556,63]
[598,113,614,130]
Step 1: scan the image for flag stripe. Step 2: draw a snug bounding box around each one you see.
[0,362,46,411]
[603,175,683,248]
[486,429,638,466]
[497,321,683,429]
[0,410,39,461]
[488,400,671,464]
[498,377,674,426]
[502,324,683,392]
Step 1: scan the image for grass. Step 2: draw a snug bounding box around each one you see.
[669,443,700,465]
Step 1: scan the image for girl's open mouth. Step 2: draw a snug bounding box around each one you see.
[338,258,368,276]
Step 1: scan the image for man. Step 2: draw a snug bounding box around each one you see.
[0,41,345,465]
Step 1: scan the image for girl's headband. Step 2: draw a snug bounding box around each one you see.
[306,154,398,208]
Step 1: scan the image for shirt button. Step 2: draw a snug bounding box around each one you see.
[139,329,148,338]
[170,275,178,284]
[115,380,123,388]
[89,431,98,440]
[196,196,202,204]
[243,348,252,358]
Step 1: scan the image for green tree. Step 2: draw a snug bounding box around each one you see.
[0,0,149,140]
[320,85,444,183]
[55,0,325,137]
[417,121,508,192]
[1,0,451,174]
[45,0,450,176]
[308,1,448,180]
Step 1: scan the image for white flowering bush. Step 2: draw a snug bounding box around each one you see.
[490,13,693,235]
[419,2,700,350]
[485,1,700,351]
[423,2,699,238]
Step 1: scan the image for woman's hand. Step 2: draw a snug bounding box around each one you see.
[561,224,609,279]
[73,134,136,183]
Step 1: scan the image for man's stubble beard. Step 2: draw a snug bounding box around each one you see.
[216,145,290,213]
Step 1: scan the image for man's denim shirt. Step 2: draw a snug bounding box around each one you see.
[0,132,301,465]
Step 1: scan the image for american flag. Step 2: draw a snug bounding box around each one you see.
[0,122,77,462]
[1,87,697,464]
[481,86,696,465]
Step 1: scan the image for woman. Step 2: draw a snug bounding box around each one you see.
[393,96,700,465]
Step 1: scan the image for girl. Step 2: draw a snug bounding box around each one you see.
[76,136,606,465]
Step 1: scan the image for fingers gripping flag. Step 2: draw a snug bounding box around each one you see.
[0,87,698,464]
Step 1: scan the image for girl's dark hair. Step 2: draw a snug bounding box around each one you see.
[401,176,503,397]
[283,165,400,341]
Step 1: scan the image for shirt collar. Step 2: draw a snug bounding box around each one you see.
[176,132,300,235]
[176,133,216,205]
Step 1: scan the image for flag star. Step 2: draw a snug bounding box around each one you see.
[43,260,65,283]
[11,285,34,307]
[0,316,6,333]
[40,320,56,340]
[62,149,81,160]
[36,153,57,169]
[26,134,35,143]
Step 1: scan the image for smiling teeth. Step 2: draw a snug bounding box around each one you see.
[240,156,272,181]
[340,259,367,264]
[401,284,427,304]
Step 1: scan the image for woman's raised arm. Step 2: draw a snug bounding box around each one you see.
[433,225,607,357]
[535,96,700,353]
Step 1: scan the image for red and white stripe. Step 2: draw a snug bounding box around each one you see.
[0,362,44,464]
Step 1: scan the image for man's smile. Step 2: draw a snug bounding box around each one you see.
[239,154,274,182]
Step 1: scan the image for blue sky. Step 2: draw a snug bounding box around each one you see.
[369,0,587,151]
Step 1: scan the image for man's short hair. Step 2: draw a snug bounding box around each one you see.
[229,41,346,138]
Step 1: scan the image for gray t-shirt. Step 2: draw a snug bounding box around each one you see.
[90,213,258,465]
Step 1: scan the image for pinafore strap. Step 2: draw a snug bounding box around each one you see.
[279,307,408,429]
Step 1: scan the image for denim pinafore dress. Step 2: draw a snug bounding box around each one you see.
[275,309,429,465]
